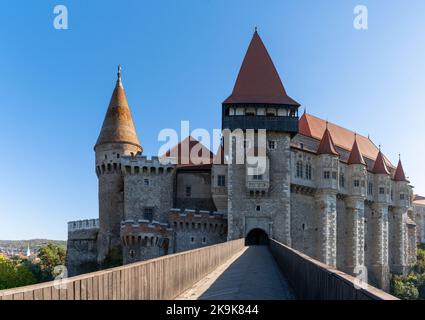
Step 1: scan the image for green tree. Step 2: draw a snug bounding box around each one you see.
[391,275,419,300]
[37,243,66,281]
[0,254,36,290]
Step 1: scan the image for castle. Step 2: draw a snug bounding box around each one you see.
[66,31,417,291]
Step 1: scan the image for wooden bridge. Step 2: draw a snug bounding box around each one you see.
[0,239,396,300]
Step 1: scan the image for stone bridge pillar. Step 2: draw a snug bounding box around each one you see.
[315,190,337,267]
[369,203,390,291]
[343,196,365,277]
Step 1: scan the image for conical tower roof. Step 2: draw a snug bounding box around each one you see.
[394,158,407,181]
[373,149,390,175]
[348,137,366,165]
[317,126,339,156]
[223,30,299,106]
[95,66,141,150]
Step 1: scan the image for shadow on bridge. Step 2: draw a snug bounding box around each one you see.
[197,246,295,300]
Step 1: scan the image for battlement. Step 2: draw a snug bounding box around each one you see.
[120,219,173,247]
[168,208,227,233]
[121,155,175,175]
[68,219,99,232]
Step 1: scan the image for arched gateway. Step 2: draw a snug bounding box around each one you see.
[245,228,269,246]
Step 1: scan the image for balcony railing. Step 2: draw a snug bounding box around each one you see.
[222,115,299,133]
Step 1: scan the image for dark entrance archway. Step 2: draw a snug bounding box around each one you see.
[245,228,269,246]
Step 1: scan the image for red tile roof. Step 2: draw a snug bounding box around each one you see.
[161,136,214,167]
[394,159,407,182]
[373,150,390,175]
[299,113,394,168]
[348,139,366,166]
[317,127,339,156]
[223,31,299,106]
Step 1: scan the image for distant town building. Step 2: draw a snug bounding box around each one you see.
[414,195,425,244]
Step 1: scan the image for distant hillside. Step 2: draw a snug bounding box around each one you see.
[0,239,67,255]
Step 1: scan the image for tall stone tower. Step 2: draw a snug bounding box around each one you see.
[95,66,142,264]
[222,30,300,245]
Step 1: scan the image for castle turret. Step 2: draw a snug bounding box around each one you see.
[95,66,142,265]
[369,148,391,290]
[222,30,300,246]
[390,157,411,275]
[315,126,339,266]
[343,136,367,278]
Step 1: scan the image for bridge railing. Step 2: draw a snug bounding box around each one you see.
[269,239,398,300]
[0,239,245,300]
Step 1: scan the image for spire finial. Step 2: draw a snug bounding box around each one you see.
[399,153,401,160]
[379,144,381,152]
[326,120,329,130]
[117,64,121,80]
[354,132,357,141]
[303,107,307,115]
[254,26,258,33]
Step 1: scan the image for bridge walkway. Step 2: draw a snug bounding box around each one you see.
[176,246,295,300]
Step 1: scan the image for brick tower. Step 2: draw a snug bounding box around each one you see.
[94,66,142,265]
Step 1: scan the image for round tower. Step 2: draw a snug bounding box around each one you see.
[95,66,142,265]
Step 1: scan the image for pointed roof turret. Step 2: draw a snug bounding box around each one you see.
[348,135,366,165]
[317,123,339,156]
[372,147,390,175]
[223,30,299,106]
[95,66,141,150]
[394,156,407,181]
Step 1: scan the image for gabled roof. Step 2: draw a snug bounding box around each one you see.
[95,67,141,150]
[299,113,394,168]
[348,139,366,166]
[223,31,299,106]
[317,127,339,156]
[394,159,407,182]
[161,136,214,168]
[373,150,390,175]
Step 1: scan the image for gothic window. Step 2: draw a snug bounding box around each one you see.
[202,237,207,244]
[144,179,150,186]
[379,187,385,195]
[354,180,360,187]
[143,207,153,221]
[253,175,263,180]
[368,182,373,195]
[324,171,330,180]
[305,164,312,180]
[217,175,226,187]
[190,237,195,244]
[296,161,303,178]
[268,140,276,150]
[332,172,337,180]
[117,154,120,159]
[256,205,261,212]
[361,180,365,188]
[340,173,345,188]
[129,250,135,259]
[186,186,192,197]
[400,194,405,200]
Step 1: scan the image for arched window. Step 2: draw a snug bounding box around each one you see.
[296,161,303,178]
[305,164,312,180]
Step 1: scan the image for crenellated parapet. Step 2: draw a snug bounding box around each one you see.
[120,219,173,247]
[68,219,99,232]
[121,155,175,176]
[168,208,227,234]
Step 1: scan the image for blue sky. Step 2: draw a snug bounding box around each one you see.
[0,0,424,240]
